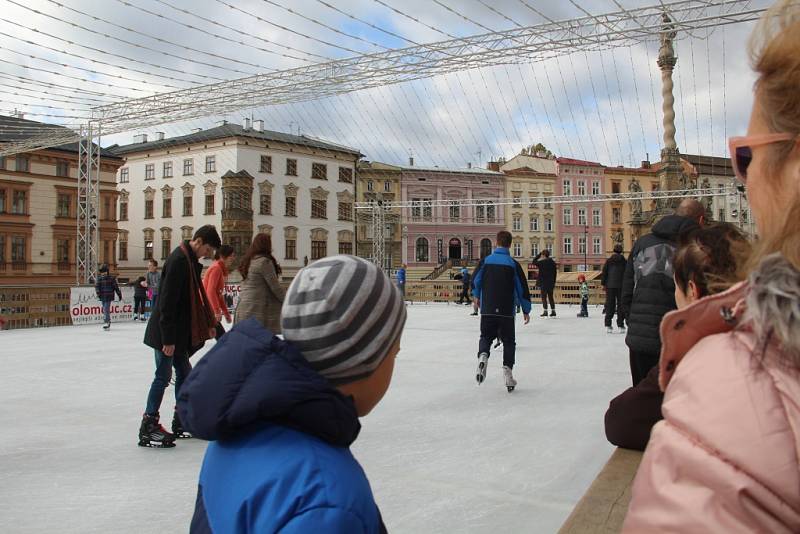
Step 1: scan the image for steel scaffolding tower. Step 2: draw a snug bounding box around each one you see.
[77,122,101,285]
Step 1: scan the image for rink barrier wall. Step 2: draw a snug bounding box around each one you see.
[0,286,72,330]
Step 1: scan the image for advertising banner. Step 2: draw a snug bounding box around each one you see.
[70,286,135,325]
[223,283,241,314]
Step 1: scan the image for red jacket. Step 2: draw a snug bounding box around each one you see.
[203,259,231,323]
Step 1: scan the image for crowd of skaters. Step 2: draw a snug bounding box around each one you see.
[116,2,800,530]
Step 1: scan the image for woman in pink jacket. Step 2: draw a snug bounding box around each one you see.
[624,2,800,531]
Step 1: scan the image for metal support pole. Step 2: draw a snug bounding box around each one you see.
[77,122,101,285]
[371,201,386,270]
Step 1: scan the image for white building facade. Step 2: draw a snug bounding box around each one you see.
[113,121,360,279]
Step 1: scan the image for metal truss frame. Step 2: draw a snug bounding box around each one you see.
[77,122,101,285]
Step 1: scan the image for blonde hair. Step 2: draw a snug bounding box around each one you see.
[745,0,800,275]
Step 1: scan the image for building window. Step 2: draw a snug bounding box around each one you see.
[338,167,353,183]
[181,226,193,241]
[57,194,71,218]
[11,236,26,265]
[531,240,540,257]
[12,191,26,214]
[163,161,173,178]
[145,164,155,180]
[338,201,352,221]
[144,200,154,219]
[718,208,726,222]
[612,182,621,194]
[260,193,271,215]
[563,236,573,255]
[593,236,602,255]
[384,180,391,192]
[56,161,69,177]
[592,208,601,226]
[544,218,553,232]
[56,239,70,268]
[0,189,4,214]
[163,198,172,218]
[513,242,522,257]
[183,196,193,216]
[513,194,521,208]
[119,199,128,221]
[285,196,296,217]
[449,204,460,221]
[311,163,327,180]
[577,208,587,226]
[311,239,327,260]
[286,158,297,176]
[338,241,353,255]
[577,181,586,196]
[578,236,587,255]
[144,230,154,260]
[530,216,539,232]
[119,168,129,183]
[285,239,296,260]
[15,156,29,172]
[367,180,374,192]
[543,194,552,210]
[563,179,572,196]
[103,196,113,221]
[183,158,194,176]
[416,237,429,262]
[119,237,128,261]
[161,229,171,260]
[258,155,272,173]
[592,180,600,195]
[205,194,215,215]
[311,199,327,219]
[205,155,216,173]
[563,207,572,226]
[412,198,432,220]
[512,216,521,231]
[612,207,621,224]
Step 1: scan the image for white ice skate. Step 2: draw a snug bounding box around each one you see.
[503,366,517,392]
[475,352,489,384]
[606,326,613,334]
[618,326,627,334]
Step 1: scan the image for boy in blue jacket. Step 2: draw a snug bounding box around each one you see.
[178,255,406,533]
[473,231,531,391]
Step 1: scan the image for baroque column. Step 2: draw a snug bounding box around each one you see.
[657,13,683,208]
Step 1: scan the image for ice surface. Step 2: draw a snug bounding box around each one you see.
[0,303,630,533]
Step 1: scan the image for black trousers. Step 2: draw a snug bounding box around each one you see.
[214,322,226,341]
[629,349,659,386]
[540,288,555,310]
[478,315,516,369]
[134,297,146,316]
[604,288,625,328]
[458,285,470,303]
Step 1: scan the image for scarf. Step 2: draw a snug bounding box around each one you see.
[180,243,217,350]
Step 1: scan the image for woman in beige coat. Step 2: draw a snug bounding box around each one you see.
[623,2,800,531]
[234,233,286,334]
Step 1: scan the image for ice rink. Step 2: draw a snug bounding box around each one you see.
[1,302,631,533]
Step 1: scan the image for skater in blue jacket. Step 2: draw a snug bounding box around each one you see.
[179,255,406,533]
[472,231,531,391]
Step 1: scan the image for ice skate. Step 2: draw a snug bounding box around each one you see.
[171,410,192,439]
[540,311,548,317]
[140,316,147,322]
[133,314,138,321]
[138,413,176,448]
[470,311,478,316]
[550,310,556,317]
[606,326,613,334]
[475,352,489,384]
[618,326,626,334]
[102,322,110,331]
[503,366,517,392]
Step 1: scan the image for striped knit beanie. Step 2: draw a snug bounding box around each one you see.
[281,255,407,385]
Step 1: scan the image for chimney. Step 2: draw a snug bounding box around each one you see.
[641,160,651,169]
[253,119,264,132]
[133,133,148,144]
[216,120,228,127]
[155,132,165,141]
[408,156,414,166]
[191,128,202,133]
[242,117,251,130]
[467,162,472,169]
[487,161,500,172]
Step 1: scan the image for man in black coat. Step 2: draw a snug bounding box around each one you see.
[601,244,627,333]
[532,250,557,317]
[621,199,704,385]
[139,225,221,448]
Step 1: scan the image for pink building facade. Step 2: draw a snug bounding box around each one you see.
[555,158,607,272]
[400,166,505,268]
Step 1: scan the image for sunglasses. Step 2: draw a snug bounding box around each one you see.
[728,133,799,183]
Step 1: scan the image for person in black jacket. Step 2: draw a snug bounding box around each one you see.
[621,199,704,386]
[131,276,148,321]
[139,225,221,448]
[532,249,557,317]
[601,244,627,333]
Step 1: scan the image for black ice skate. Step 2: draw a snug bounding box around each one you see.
[550,310,556,317]
[475,352,489,384]
[133,314,138,321]
[503,366,517,392]
[138,413,176,448]
[540,311,548,317]
[171,410,192,439]
[102,322,110,331]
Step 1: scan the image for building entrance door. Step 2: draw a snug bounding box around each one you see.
[448,238,461,260]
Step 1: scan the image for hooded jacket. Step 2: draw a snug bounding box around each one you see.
[601,252,627,289]
[473,247,531,317]
[177,319,386,534]
[623,254,800,532]
[621,215,699,355]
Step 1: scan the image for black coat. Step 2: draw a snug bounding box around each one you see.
[132,277,148,299]
[601,253,627,289]
[532,253,557,290]
[144,241,205,356]
[621,215,699,356]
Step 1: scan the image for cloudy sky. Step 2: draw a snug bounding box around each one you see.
[0,0,770,168]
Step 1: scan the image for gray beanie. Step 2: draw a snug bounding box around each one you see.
[281,255,406,385]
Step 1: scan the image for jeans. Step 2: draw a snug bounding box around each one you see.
[144,349,192,416]
[478,315,516,368]
[101,300,111,323]
[148,294,158,316]
[580,296,588,316]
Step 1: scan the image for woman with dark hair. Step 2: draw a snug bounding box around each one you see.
[234,233,286,333]
[203,244,236,340]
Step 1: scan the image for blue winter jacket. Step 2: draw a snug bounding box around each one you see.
[396,268,406,285]
[177,319,386,534]
[473,248,532,317]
